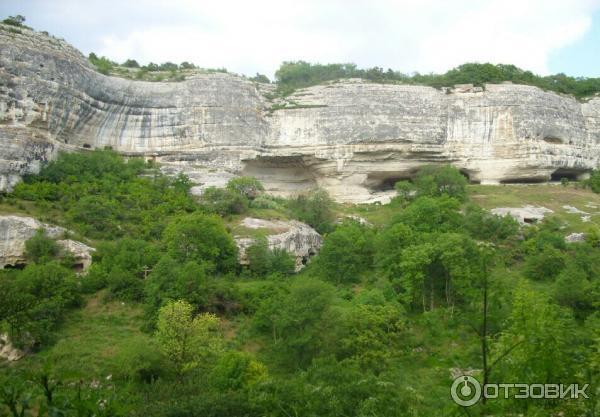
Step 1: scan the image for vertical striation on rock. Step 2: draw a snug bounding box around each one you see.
[1,25,600,201]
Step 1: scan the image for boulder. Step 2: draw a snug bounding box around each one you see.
[235,218,322,271]
[491,205,553,225]
[0,333,25,361]
[0,215,95,270]
[565,232,586,243]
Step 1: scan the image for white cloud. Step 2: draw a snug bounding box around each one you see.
[80,0,600,77]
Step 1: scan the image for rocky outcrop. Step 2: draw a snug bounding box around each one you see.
[490,206,554,225]
[0,215,95,269]
[565,232,586,243]
[0,333,25,361]
[2,25,600,202]
[235,218,322,271]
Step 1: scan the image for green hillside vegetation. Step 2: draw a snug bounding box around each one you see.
[273,61,600,98]
[0,152,599,417]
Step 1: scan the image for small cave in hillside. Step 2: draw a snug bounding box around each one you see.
[542,136,565,144]
[365,172,414,192]
[241,156,317,193]
[82,143,91,149]
[3,263,27,270]
[550,168,589,182]
[500,177,548,184]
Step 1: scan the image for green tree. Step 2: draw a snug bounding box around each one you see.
[493,283,576,385]
[226,176,264,200]
[246,238,295,277]
[589,168,600,193]
[393,195,462,233]
[317,221,374,284]
[288,188,335,233]
[2,15,26,27]
[162,212,238,273]
[413,165,468,201]
[254,278,335,368]
[397,233,482,311]
[199,186,248,215]
[523,245,566,281]
[156,300,222,379]
[24,230,60,264]
[210,351,268,390]
[122,59,140,68]
[0,262,80,348]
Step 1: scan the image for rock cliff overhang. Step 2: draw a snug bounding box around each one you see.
[1,24,599,202]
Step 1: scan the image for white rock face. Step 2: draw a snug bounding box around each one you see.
[565,232,586,243]
[235,218,322,271]
[56,239,95,271]
[491,206,554,225]
[0,215,65,267]
[0,215,94,269]
[2,26,600,201]
[0,333,25,361]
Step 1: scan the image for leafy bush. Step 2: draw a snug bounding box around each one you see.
[413,164,468,201]
[88,52,116,75]
[24,229,60,264]
[0,262,81,348]
[462,204,520,242]
[246,239,295,277]
[589,168,600,193]
[316,221,375,284]
[84,238,160,300]
[2,15,26,27]
[523,245,567,281]
[122,59,140,68]
[162,212,238,273]
[287,189,335,233]
[393,195,462,233]
[210,351,267,390]
[226,176,264,200]
[12,150,195,240]
[199,187,248,216]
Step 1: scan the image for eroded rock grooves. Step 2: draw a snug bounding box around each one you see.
[2,25,600,202]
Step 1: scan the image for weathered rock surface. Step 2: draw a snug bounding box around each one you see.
[0,215,95,269]
[491,205,554,225]
[565,232,586,243]
[235,218,322,271]
[2,25,600,202]
[0,333,25,361]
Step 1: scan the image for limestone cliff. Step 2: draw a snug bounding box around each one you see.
[2,24,600,202]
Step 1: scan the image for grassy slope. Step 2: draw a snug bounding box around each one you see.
[12,291,150,380]
[469,184,600,233]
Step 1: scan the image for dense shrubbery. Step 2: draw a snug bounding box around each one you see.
[13,150,196,240]
[589,168,600,193]
[245,239,296,277]
[286,188,335,233]
[1,156,598,417]
[0,262,81,349]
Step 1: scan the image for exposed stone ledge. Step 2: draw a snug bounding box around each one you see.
[0,215,95,270]
[234,218,322,271]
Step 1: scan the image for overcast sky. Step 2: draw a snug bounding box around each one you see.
[2,0,600,79]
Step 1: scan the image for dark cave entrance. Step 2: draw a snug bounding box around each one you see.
[550,168,589,182]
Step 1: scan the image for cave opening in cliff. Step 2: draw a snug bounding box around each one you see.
[3,263,26,270]
[365,172,413,192]
[500,177,548,184]
[550,168,589,182]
